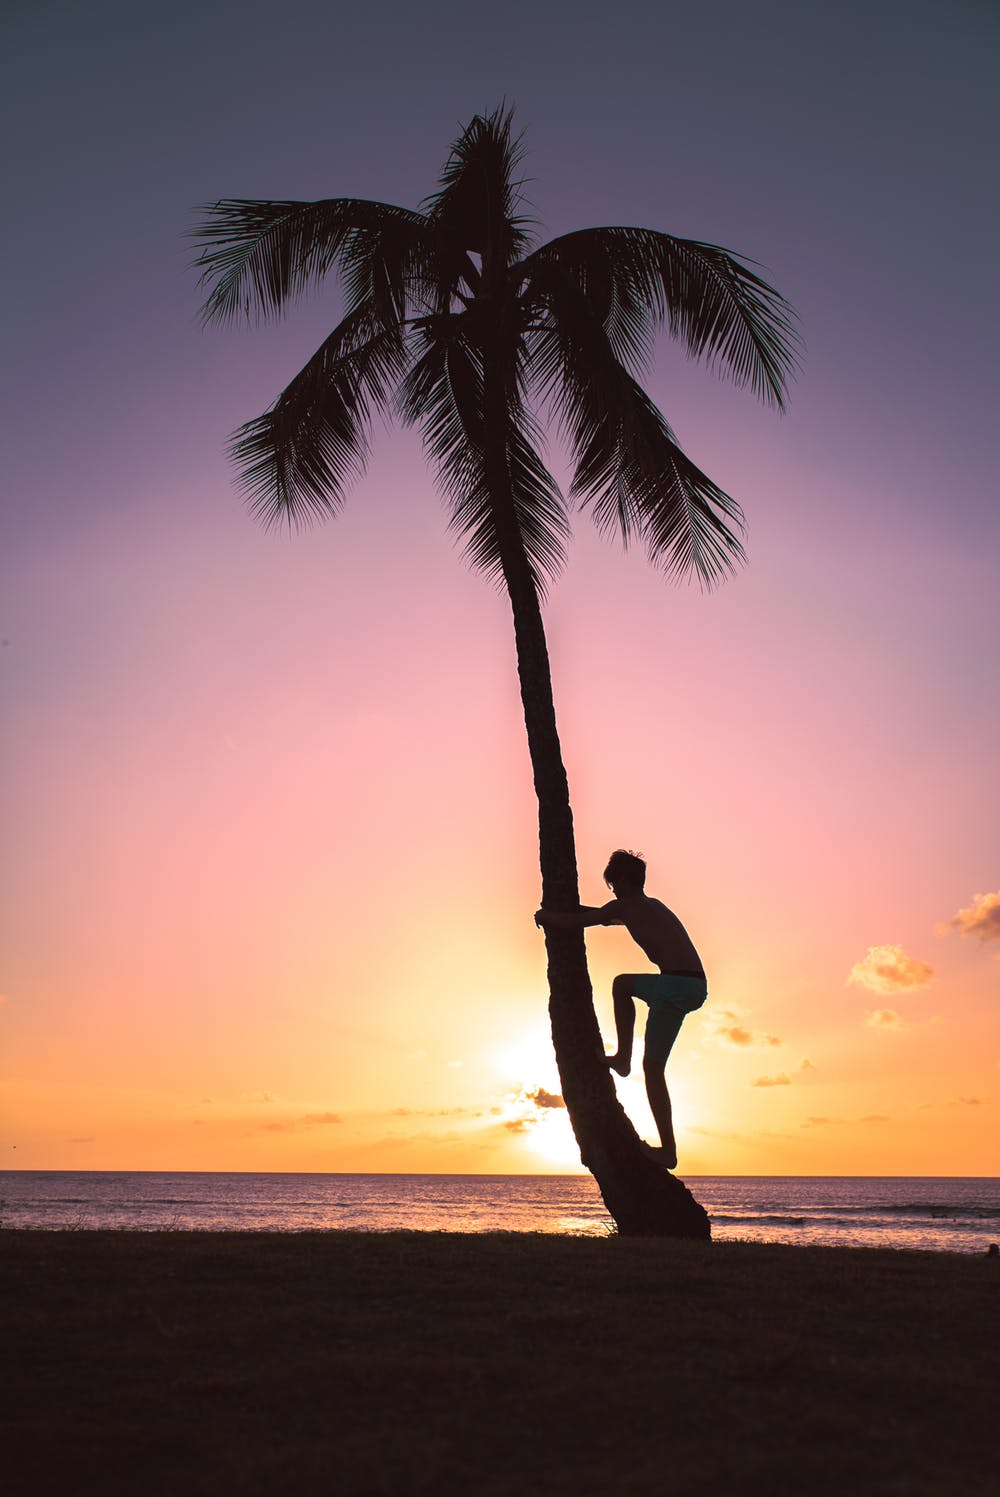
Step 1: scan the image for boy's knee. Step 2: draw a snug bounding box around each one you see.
[612,974,633,1001]
[643,1052,666,1081]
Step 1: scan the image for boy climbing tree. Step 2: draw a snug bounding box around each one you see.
[535,850,706,1170]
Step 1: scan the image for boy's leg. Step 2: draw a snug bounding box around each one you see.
[605,974,639,1076]
[642,1006,684,1168]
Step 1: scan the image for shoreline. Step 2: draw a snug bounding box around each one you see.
[1,1222,994,1255]
[3,1229,995,1494]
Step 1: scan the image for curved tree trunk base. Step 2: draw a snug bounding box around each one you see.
[571,1089,711,1238]
[585,1137,711,1239]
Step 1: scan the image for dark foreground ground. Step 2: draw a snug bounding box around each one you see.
[2,1230,995,1496]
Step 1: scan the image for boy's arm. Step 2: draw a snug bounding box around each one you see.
[534,901,620,930]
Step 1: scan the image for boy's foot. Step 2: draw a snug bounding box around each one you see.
[640,1140,678,1170]
[605,1053,631,1077]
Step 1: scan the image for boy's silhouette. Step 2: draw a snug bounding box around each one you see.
[535,849,706,1169]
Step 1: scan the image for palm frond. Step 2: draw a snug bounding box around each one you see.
[478,387,568,591]
[601,379,746,587]
[191,198,429,324]
[398,334,567,591]
[527,262,744,587]
[231,300,409,528]
[422,106,535,270]
[521,228,657,375]
[527,227,799,409]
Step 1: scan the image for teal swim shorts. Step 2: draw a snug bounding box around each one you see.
[633,973,708,1015]
[633,974,708,1059]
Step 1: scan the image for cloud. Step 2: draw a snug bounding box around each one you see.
[262,1111,342,1133]
[69,1136,95,1144]
[919,1095,987,1111]
[941,890,1000,946]
[527,1087,565,1110]
[860,1114,890,1124]
[243,1091,275,1103]
[390,1105,483,1119]
[751,1059,814,1087]
[499,1085,567,1134]
[864,1008,911,1031]
[847,944,934,994]
[711,1008,781,1049]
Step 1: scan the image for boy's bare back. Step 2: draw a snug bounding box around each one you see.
[597,893,704,975]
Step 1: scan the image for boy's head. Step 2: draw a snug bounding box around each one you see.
[604,849,646,893]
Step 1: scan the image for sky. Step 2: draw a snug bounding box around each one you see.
[2,0,998,1177]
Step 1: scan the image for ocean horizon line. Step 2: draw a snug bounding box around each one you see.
[3,1167,996,1179]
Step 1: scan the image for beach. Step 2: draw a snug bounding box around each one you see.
[3,1229,994,1496]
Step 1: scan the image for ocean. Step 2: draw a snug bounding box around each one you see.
[2,1171,997,1252]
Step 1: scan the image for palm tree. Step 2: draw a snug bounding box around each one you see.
[192,108,797,1236]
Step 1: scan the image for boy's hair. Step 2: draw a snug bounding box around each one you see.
[604,849,646,890]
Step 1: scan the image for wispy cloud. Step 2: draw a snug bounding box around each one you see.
[941,890,1000,947]
[751,1058,815,1087]
[864,1008,911,1031]
[262,1111,342,1133]
[390,1105,484,1119]
[920,1095,988,1111]
[847,944,934,994]
[709,1007,781,1049]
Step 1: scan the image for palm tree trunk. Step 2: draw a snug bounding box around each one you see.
[481,340,709,1238]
